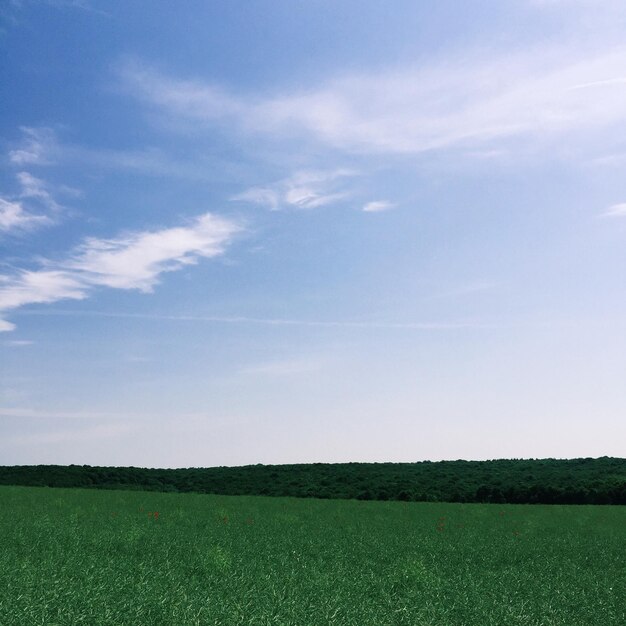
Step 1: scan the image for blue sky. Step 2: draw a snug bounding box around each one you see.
[1,0,625,467]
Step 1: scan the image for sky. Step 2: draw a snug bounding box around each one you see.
[1,0,625,467]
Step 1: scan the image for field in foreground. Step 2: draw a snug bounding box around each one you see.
[0,486,623,625]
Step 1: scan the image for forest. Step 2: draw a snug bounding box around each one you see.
[0,457,624,504]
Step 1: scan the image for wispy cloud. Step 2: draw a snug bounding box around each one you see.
[121,46,626,156]
[0,197,52,233]
[0,406,131,419]
[8,126,57,165]
[8,126,243,181]
[4,0,111,21]
[602,202,626,217]
[240,356,328,377]
[120,60,243,123]
[1,132,77,233]
[0,270,85,314]
[60,213,240,291]
[0,212,241,331]
[15,308,490,331]
[528,0,623,7]
[43,0,110,15]
[233,169,356,210]
[362,200,395,213]
[16,171,65,211]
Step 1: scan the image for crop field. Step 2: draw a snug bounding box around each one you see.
[0,486,623,625]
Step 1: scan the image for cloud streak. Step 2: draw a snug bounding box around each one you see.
[362,200,395,213]
[602,202,626,217]
[121,45,626,156]
[0,407,134,420]
[232,168,356,210]
[16,171,64,212]
[1,131,77,234]
[0,213,241,331]
[14,308,490,331]
[8,127,57,166]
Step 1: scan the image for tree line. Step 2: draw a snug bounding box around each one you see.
[0,457,624,504]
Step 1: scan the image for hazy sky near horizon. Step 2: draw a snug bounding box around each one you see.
[1,0,625,467]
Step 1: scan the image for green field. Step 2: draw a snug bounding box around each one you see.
[1,486,623,625]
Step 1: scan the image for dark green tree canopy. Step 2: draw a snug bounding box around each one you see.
[0,457,624,505]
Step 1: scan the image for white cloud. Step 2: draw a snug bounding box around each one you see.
[0,212,241,331]
[0,319,16,332]
[121,46,626,156]
[0,166,70,234]
[362,200,395,213]
[0,197,52,233]
[233,168,356,210]
[602,202,626,217]
[61,213,240,291]
[0,270,86,312]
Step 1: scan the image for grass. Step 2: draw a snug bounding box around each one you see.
[0,485,623,625]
